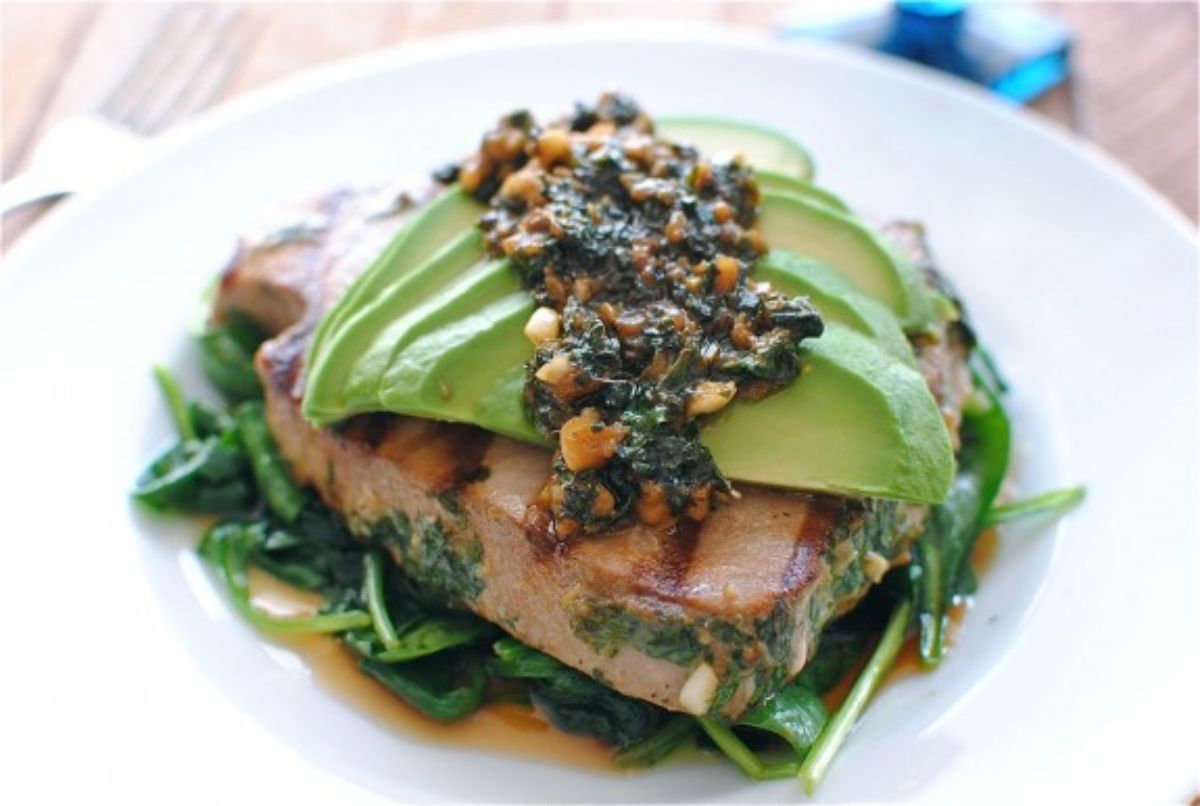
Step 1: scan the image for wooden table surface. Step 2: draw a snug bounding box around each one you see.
[2,1,1197,250]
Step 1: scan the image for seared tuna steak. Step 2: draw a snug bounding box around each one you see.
[214,185,969,718]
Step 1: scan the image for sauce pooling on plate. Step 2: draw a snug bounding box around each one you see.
[249,569,617,772]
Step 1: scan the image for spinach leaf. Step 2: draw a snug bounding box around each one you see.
[359,551,495,662]
[188,399,235,439]
[695,717,800,781]
[794,628,871,695]
[489,636,567,679]
[738,683,828,757]
[153,365,195,440]
[798,598,912,794]
[234,401,307,522]
[529,671,665,749]
[801,597,912,791]
[967,360,1012,529]
[197,314,266,401]
[909,351,1011,665]
[133,431,253,514]
[251,517,364,595]
[364,550,403,646]
[910,468,985,664]
[983,486,1085,527]
[489,638,666,748]
[360,653,487,722]
[613,715,695,769]
[199,521,372,634]
[374,617,496,663]
[135,367,255,514]
[687,659,832,780]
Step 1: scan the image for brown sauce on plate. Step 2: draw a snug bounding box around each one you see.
[247,569,617,773]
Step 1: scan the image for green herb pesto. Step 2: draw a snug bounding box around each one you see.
[406,516,484,602]
[570,599,796,714]
[351,511,485,604]
[570,603,707,666]
[351,510,411,551]
[806,501,920,631]
[450,94,824,537]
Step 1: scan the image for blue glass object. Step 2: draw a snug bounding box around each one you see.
[778,2,1073,103]
[879,3,982,83]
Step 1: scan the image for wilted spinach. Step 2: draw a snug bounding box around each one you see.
[361,654,489,722]
[739,683,828,757]
[133,367,254,514]
[197,313,266,401]
[136,321,1077,790]
[234,401,307,522]
[613,715,696,769]
[489,638,667,749]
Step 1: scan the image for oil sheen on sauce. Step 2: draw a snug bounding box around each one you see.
[247,569,618,773]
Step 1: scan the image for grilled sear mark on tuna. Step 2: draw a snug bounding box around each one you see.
[213,186,969,718]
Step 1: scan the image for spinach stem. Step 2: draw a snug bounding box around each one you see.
[365,551,401,648]
[983,486,1085,527]
[211,534,371,634]
[798,598,912,794]
[696,717,799,780]
[374,617,493,662]
[914,544,944,665]
[240,604,373,634]
[153,365,195,441]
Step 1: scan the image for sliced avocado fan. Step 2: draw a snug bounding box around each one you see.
[301,120,954,503]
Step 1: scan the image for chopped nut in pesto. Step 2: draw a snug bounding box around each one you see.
[456,94,825,537]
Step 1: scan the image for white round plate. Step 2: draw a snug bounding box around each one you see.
[1,23,1196,804]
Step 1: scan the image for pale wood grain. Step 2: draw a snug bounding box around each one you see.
[1046,2,1197,221]
[2,1,1196,252]
[1,3,98,178]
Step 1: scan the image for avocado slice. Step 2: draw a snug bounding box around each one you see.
[755,170,850,214]
[352,257,522,412]
[304,227,487,424]
[755,250,913,364]
[377,290,542,444]
[306,186,484,390]
[367,290,952,502]
[702,325,954,503]
[759,190,934,331]
[657,116,815,181]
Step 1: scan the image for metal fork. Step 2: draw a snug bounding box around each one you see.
[0,4,254,215]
